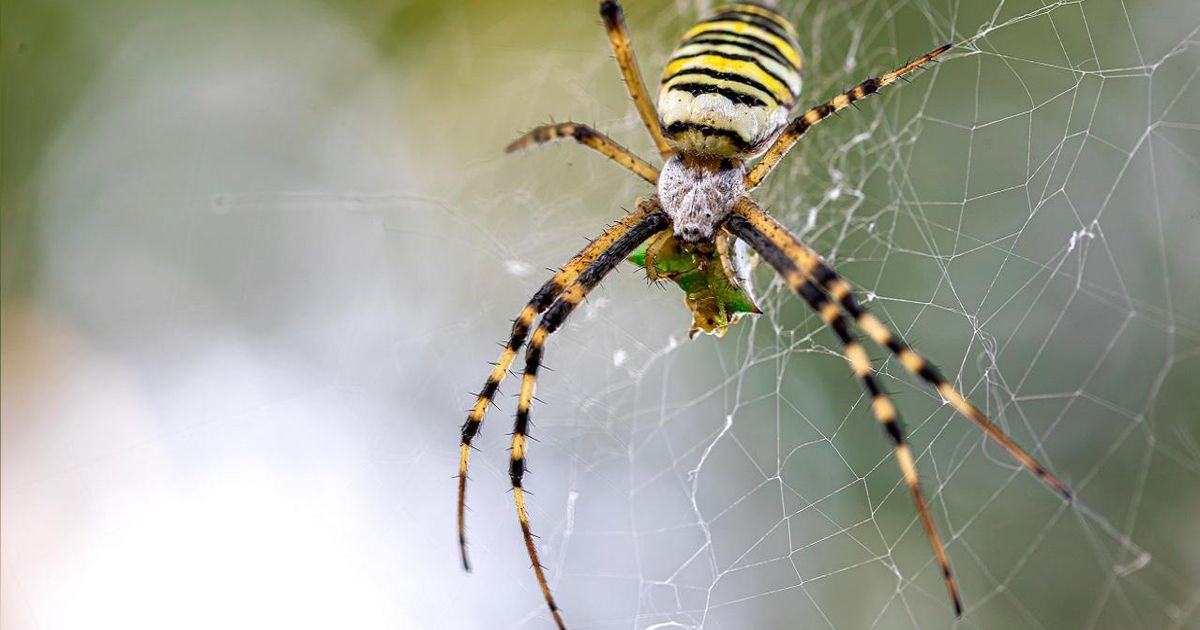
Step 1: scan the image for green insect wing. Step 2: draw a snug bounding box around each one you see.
[629,233,761,338]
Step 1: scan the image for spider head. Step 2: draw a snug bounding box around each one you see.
[657,154,745,243]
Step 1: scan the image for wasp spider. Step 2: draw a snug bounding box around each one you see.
[457,2,1072,626]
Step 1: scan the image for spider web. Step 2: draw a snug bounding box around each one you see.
[2,1,1197,629]
[447,1,1200,628]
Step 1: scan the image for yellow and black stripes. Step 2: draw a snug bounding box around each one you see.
[457,200,662,572]
[683,4,802,71]
[745,43,952,190]
[682,31,798,75]
[510,208,670,630]
[815,268,1075,502]
[700,4,799,43]
[658,3,804,157]
[506,122,660,184]
[727,212,962,616]
[731,199,1073,502]
[599,0,674,156]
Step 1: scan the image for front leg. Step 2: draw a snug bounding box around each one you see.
[458,199,663,572]
[508,206,670,630]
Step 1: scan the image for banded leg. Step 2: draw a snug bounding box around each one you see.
[599,0,674,157]
[728,214,962,616]
[730,199,1073,501]
[511,207,670,630]
[745,43,952,191]
[458,199,661,571]
[506,122,660,184]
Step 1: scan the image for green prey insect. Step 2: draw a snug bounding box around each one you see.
[629,230,761,338]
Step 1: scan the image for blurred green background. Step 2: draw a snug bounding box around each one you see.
[3,1,1198,629]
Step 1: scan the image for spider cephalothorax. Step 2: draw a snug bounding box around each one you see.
[656,154,745,242]
[458,3,1072,628]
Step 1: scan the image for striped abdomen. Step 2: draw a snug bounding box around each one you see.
[658,2,803,158]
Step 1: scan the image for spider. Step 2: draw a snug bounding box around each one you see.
[457,2,1073,626]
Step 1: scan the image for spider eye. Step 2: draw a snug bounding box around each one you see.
[677,225,703,241]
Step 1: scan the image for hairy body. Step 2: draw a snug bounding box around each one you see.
[656,154,746,242]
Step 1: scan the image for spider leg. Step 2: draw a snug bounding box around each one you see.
[506,122,660,184]
[510,204,670,630]
[730,199,1073,501]
[728,213,962,616]
[744,43,952,191]
[599,1,674,157]
[458,200,662,572]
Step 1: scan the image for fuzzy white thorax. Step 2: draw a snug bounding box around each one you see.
[656,154,746,243]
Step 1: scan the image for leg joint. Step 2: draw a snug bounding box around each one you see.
[600,0,623,25]
[509,455,526,486]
